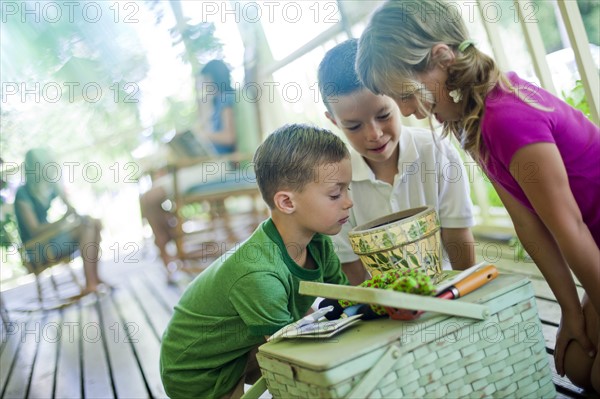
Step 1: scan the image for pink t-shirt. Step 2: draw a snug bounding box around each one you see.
[481,72,600,246]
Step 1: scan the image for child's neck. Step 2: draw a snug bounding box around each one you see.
[366,146,399,185]
[271,215,315,269]
[289,246,316,269]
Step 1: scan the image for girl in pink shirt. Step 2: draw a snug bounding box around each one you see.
[356,0,599,392]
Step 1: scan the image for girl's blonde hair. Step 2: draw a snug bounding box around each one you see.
[356,0,526,162]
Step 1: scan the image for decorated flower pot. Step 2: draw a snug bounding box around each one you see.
[348,206,442,277]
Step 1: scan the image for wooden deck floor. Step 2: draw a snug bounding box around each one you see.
[0,254,182,399]
[0,238,596,398]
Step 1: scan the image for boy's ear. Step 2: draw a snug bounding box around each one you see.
[325,111,339,128]
[273,191,295,214]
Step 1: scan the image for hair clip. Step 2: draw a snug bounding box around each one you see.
[449,89,463,103]
[458,40,476,52]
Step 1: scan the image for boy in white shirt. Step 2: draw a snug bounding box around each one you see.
[318,39,476,284]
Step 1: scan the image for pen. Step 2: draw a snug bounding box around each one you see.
[296,305,334,328]
[436,265,498,299]
[434,261,488,295]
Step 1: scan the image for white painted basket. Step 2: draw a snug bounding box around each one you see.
[257,274,555,398]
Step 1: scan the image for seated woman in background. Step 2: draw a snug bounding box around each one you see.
[139,59,238,277]
[14,148,105,296]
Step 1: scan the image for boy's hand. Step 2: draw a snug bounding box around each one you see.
[318,298,344,320]
[356,304,387,320]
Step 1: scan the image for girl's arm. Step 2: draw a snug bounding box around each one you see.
[15,197,70,238]
[441,227,476,270]
[491,179,581,310]
[54,184,77,215]
[341,259,368,286]
[490,179,595,374]
[509,143,600,314]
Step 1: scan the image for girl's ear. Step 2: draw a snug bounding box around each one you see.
[431,44,455,68]
[273,191,295,214]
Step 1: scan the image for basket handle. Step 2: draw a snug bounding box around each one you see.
[346,345,401,398]
[240,376,267,399]
[299,282,490,320]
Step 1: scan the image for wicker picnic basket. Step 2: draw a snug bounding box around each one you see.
[257,274,555,398]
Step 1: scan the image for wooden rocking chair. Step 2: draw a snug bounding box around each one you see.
[15,216,86,311]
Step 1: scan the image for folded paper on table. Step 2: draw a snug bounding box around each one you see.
[268,314,363,341]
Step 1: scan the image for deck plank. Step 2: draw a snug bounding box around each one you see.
[80,297,115,398]
[28,311,62,398]
[144,268,188,312]
[478,242,583,288]
[0,313,30,396]
[536,297,562,326]
[111,279,166,398]
[542,323,559,350]
[127,275,173,342]
[96,293,149,399]
[1,312,43,398]
[530,278,585,302]
[54,303,83,399]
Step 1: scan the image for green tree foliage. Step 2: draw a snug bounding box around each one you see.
[494,0,599,52]
[577,0,600,46]
[1,1,149,163]
[563,80,592,120]
[143,0,223,140]
[145,0,223,72]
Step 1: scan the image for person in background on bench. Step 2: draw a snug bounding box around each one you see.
[356,0,599,392]
[160,124,351,398]
[318,39,476,285]
[14,148,105,296]
[139,59,238,279]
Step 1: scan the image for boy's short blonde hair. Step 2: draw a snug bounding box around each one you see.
[253,124,349,209]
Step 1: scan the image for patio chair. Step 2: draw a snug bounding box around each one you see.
[15,216,86,311]
[169,152,266,270]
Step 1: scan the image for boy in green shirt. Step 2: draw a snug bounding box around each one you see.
[160,124,352,398]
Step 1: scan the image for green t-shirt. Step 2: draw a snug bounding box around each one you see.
[160,219,349,398]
